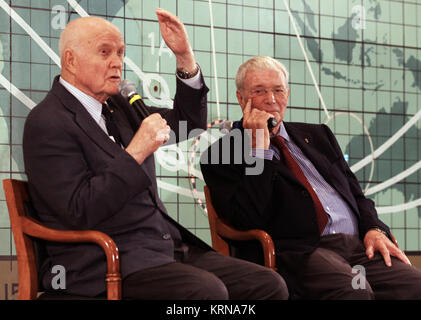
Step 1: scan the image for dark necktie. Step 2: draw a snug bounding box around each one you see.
[101,104,124,147]
[271,136,328,234]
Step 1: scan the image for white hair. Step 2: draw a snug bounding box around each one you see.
[235,56,289,91]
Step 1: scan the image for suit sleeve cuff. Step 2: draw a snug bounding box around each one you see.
[176,70,202,89]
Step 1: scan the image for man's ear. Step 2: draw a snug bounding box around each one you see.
[62,48,77,74]
[236,90,245,111]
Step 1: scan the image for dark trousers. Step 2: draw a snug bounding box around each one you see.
[123,243,289,300]
[300,233,421,299]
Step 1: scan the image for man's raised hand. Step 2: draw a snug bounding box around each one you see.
[156,8,196,72]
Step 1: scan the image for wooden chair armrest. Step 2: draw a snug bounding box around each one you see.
[20,216,121,300]
[216,222,276,271]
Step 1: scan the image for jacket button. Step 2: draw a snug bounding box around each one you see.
[163,233,171,240]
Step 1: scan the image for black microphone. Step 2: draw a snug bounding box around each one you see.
[219,118,278,133]
[119,80,150,119]
[267,117,278,129]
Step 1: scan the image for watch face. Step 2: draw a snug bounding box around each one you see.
[177,70,189,79]
[177,65,199,79]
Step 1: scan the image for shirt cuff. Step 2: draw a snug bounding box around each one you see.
[176,70,202,90]
[251,148,274,160]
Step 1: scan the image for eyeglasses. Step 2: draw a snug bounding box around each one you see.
[249,87,288,97]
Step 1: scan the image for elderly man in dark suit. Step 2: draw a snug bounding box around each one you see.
[201,55,421,299]
[22,11,288,299]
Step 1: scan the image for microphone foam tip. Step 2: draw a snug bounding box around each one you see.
[119,79,137,98]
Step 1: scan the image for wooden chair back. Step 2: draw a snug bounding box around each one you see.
[3,179,122,300]
[204,186,276,270]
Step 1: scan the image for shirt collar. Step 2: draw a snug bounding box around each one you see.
[59,77,104,125]
[277,122,290,141]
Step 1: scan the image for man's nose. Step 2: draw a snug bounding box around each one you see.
[263,90,276,103]
[111,54,123,69]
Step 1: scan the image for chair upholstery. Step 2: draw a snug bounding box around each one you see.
[2,179,122,300]
[204,186,276,271]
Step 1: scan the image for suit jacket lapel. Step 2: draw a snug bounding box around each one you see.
[51,77,123,157]
[107,100,133,148]
[108,95,141,148]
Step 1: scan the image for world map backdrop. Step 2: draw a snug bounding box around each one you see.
[0,0,420,299]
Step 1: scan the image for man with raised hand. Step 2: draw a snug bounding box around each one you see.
[23,11,288,300]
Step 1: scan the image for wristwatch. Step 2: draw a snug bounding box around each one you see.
[176,64,200,79]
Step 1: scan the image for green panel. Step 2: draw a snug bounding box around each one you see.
[0,0,420,267]
[0,229,11,255]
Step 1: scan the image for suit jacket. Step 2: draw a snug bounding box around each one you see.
[23,75,211,296]
[200,121,391,295]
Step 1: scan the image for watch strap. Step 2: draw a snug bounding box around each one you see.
[176,64,200,79]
